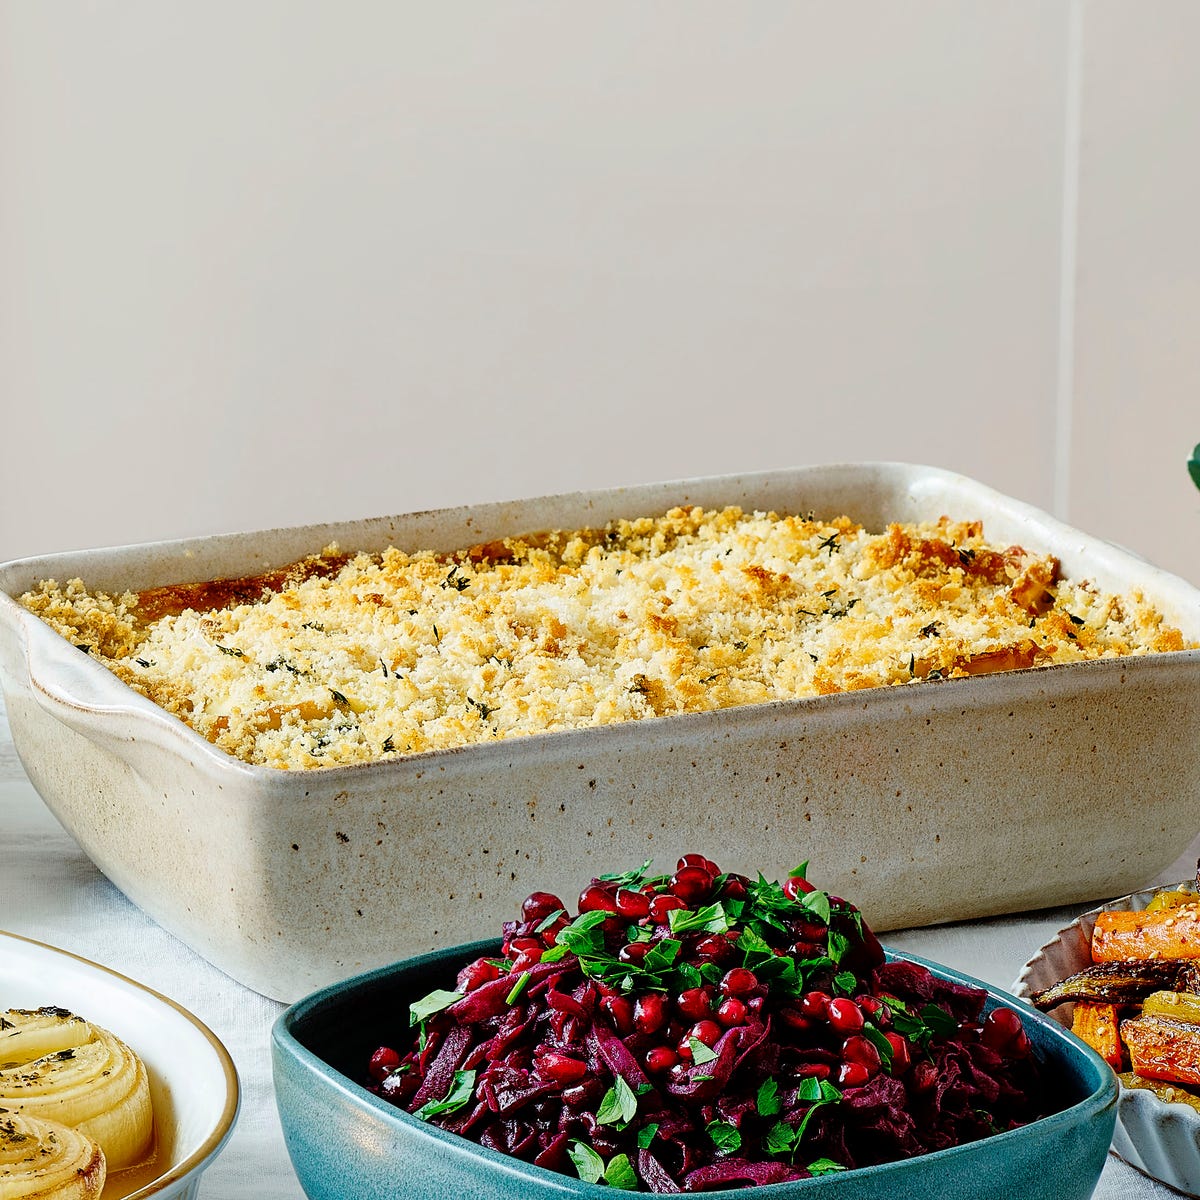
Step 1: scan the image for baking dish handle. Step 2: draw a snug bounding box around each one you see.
[23,624,199,759]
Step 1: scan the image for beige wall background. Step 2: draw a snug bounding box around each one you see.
[1,1,1197,583]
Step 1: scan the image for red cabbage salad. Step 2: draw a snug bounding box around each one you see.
[366,857,1050,1192]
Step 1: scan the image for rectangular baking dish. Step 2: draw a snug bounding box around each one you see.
[3,462,1199,1003]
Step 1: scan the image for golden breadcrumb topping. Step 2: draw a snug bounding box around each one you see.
[19,506,1190,769]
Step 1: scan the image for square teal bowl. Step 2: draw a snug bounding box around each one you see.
[272,942,1116,1200]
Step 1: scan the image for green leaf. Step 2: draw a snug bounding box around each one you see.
[668,902,730,935]
[534,908,565,933]
[800,890,831,925]
[408,988,463,1026]
[604,1153,639,1191]
[832,969,858,995]
[597,1076,639,1126]
[826,929,849,965]
[797,1075,823,1103]
[765,1121,798,1155]
[643,938,682,974]
[689,1037,719,1066]
[598,859,656,887]
[788,859,810,881]
[413,1068,477,1120]
[636,1123,660,1149]
[862,1022,894,1068]
[1189,443,1200,493]
[707,1120,742,1154]
[756,1077,782,1117]
[568,1141,605,1185]
[807,1158,847,1176]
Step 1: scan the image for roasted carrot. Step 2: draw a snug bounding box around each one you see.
[1092,905,1200,962]
[1121,1014,1200,1086]
[1071,1002,1125,1069]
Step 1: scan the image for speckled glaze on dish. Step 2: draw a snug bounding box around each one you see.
[1,463,1200,1002]
[271,943,1116,1200]
[0,929,239,1200]
[1015,884,1200,1198]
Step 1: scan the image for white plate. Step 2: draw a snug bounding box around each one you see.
[1014,884,1200,1198]
[0,929,239,1200]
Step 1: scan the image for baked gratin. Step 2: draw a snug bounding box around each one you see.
[19,506,1189,770]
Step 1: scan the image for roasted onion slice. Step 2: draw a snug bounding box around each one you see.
[0,1111,105,1200]
[0,1009,152,1172]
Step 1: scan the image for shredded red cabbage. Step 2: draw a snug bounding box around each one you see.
[366,857,1051,1192]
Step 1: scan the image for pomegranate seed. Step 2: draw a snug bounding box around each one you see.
[601,994,634,1035]
[800,990,831,1020]
[676,987,714,1022]
[857,996,890,1026]
[837,1060,871,1088]
[841,1035,881,1075]
[619,941,651,964]
[695,934,734,964]
[1009,1029,1033,1058]
[536,1051,588,1084]
[649,894,688,923]
[716,997,747,1026]
[677,853,718,874]
[541,916,569,946]
[368,1046,400,1082]
[510,936,542,955]
[778,1007,812,1032]
[720,876,748,900]
[645,1046,678,1073]
[982,1007,1025,1050]
[795,1062,832,1081]
[791,941,825,959]
[719,967,758,998]
[670,866,714,905]
[510,948,542,971]
[827,998,865,1034]
[578,882,620,914]
[689,1019,722,1048]
[885,1032,912,1074]
[521,891,565,923]
[615,888,651,919]
[635,993,668,1035]
[783,873,816,900]
[457,957,501,992]
[792,921,827,942]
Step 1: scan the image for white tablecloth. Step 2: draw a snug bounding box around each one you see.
[0,687,1187,1199]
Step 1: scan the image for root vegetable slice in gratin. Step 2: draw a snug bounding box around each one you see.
[20,506,1191,770]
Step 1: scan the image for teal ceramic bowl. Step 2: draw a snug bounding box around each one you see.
[272,943,1116,1200]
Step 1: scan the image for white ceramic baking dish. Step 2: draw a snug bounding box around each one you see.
[2,463,1199,1003]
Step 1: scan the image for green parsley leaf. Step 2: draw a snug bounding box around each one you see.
[799,889,831,925]
[413,1068,477,1120]
[568,1141,605,1185]
[832,969,858,995]
[605,1153,639,1191]
[636,1123,660,1149]
[756,1077,782,1117]
[807,1158,847,1176]
[689,1038,719,1066]
[534,908,565,933]
[597,1076,639,1126]
[597,859,656,887]
[668,902,730,935]
[643,938,682,974]
[408,988,463,1026]
[707,1120,742,1154]
[765,1121,797,1155]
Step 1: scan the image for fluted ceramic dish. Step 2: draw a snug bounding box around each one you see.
[1014,884,1200,1196]
[273,941,1116,1200]
[0,929,240,1200]
[2,462,1200,1002]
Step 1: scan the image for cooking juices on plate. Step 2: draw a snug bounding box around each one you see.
[0,1007,154,1200]
[366,857,1053,1193]
[1032,875,1200,1107]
